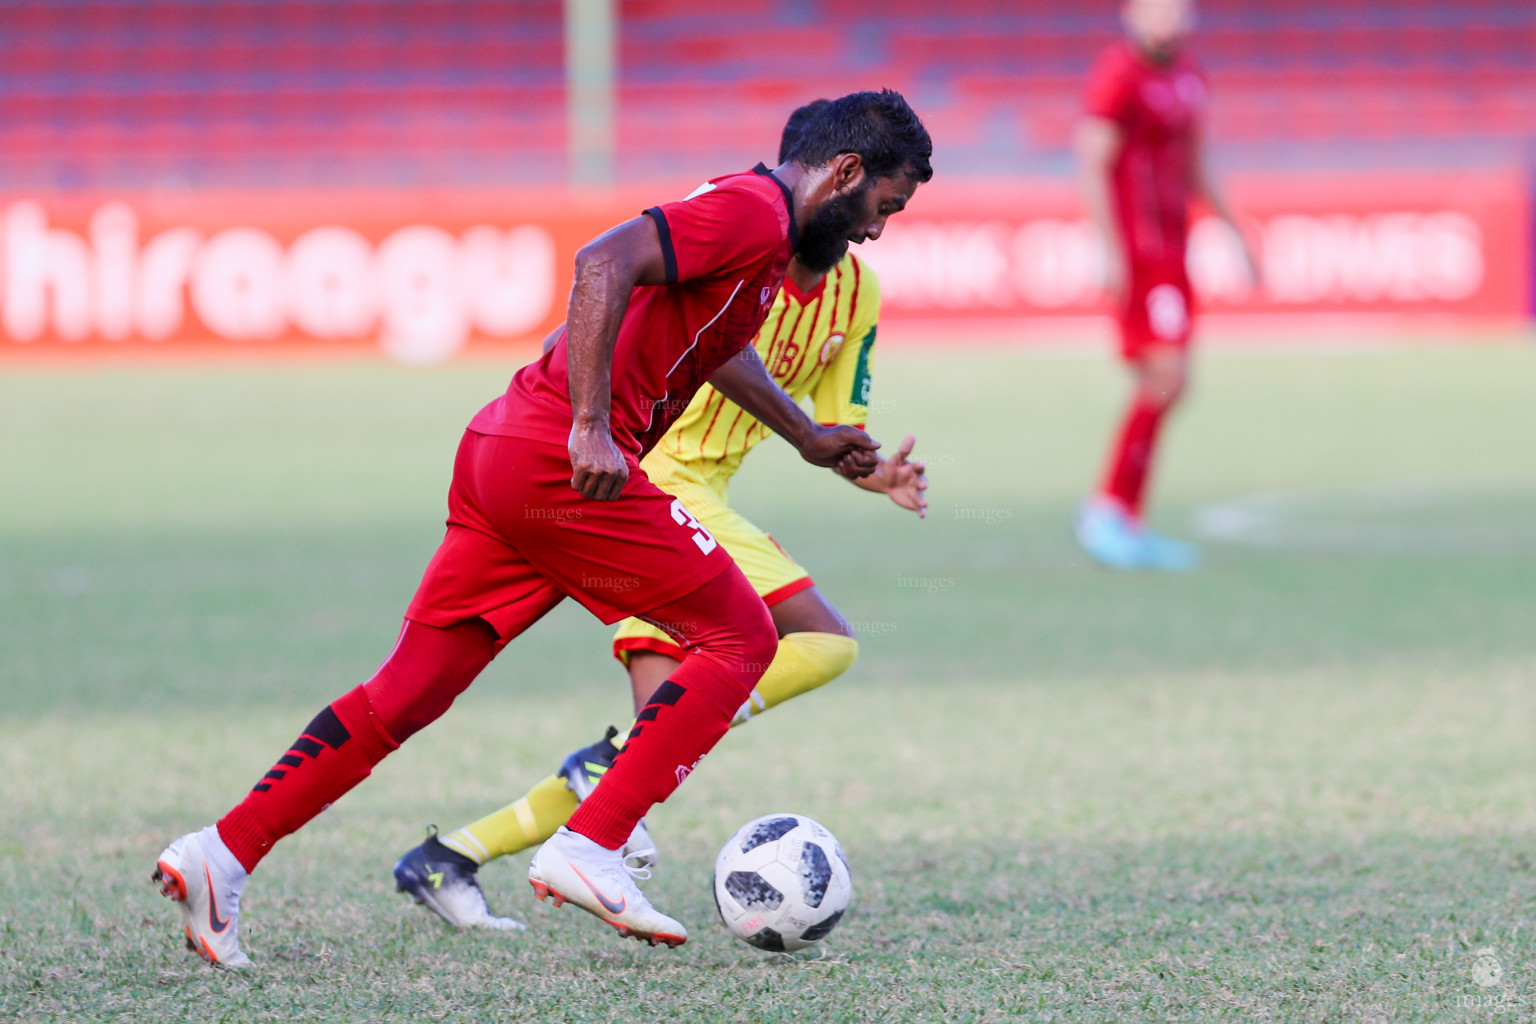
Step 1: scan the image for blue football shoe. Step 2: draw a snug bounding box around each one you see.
[1136,529,1202,572]
[394,830,525,931]
[1074,499,1145,570]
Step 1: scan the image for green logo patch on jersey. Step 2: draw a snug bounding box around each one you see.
[850,326,875,409]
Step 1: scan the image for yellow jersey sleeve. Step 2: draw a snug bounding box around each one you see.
[812,257,880,428]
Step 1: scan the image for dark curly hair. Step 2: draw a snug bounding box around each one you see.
[785,89,933,183]
[778,99,832,165]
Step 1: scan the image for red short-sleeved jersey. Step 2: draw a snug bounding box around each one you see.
[470,164,795,457]
[1084,40,1206,268]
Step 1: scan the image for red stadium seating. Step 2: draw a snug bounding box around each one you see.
[0,0,1529,189]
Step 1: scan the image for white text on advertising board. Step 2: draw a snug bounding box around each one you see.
[1,202,557,362]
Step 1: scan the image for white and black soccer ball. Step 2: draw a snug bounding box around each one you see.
[712,813,852,952]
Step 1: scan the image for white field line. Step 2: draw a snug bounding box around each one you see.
[1191,479,1536,555]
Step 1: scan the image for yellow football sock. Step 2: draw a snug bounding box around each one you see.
[730,631,858,726]
[439,773,578,864]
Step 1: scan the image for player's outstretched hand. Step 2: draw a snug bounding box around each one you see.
[569,423,629,501]
[801,425,880,476]
[882,434,928,518]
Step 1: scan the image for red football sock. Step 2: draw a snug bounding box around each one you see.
[567,569,775,849]
[1099,392,1166,521]
[217,619,498,873]
[216,686,398,873]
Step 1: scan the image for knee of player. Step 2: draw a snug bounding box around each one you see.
[794,631,860,683]
[1140,372,1187,410]
[680,597,776,678]
[736,605,780,679]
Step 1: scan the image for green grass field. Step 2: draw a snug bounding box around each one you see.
[2,340,1534,1022]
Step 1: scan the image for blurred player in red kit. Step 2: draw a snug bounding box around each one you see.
[151,89,932,965]
[1075,0,1258,570]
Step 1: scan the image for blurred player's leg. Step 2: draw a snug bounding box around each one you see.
[1123,346,1200,570]
[1080,274,1201,571]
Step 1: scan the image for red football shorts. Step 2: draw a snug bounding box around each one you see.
[405,431,736,643]
[1117,262,1195,361]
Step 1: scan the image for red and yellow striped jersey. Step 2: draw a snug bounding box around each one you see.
[649,251,880,484]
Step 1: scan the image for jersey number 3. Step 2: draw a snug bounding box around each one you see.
[670,499,718,555]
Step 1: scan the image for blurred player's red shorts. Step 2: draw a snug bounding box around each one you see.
[1117,261,1195,361]
[405,431,736,643]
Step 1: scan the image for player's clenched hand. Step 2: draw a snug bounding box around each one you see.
[801,425,880,476]
[568,423,629,501]
[837,449,879,478]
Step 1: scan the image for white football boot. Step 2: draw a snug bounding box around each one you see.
[528,826,687,947]
[152,826,252,968]
[557,726,659,876]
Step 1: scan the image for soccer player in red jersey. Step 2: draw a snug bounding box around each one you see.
[391,103,927,934]
[151,90,932,964]
[1075,0,1258,570]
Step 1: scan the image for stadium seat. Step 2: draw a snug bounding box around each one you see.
[1,0,1530,188]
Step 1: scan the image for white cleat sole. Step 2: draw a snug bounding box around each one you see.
[528,879,686,948]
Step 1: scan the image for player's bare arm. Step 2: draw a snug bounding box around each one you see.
[1192,125,1261,286]
[565,216,670,501]
[709,345,881,477]
[843,434,928,518]
[1076,116,1128,303]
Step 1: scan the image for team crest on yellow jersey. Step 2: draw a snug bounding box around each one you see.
[820,333,844,365]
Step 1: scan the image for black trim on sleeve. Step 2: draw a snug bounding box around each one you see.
[753,162,798,251]
[643,206,678,285]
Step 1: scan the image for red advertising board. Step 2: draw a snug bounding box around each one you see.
[857,170,1532,335]
[0,170,1528,363]
[0,188,629,362]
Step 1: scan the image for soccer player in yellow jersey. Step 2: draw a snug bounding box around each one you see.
[392,102,927,931]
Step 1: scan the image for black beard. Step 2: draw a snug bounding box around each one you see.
[795,182,870,274]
